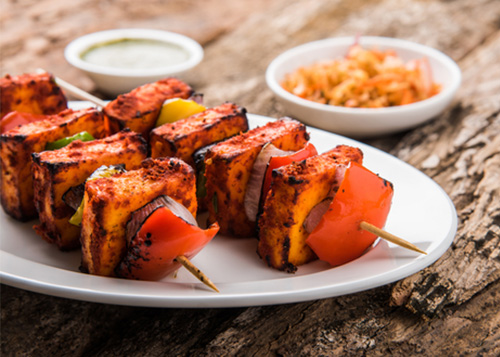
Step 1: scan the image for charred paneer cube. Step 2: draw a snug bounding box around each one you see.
[1,72,67,119]
[0,108,107,221]
[257,145,363,272]
[204,118,309,237]
[103,77,193,138]
[31,130,147,250]
[80,157,197,277]
[150,102,248,167]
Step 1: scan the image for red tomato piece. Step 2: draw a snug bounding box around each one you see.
[0,111,47,133]
[305,162,394,267]
[261,142,318,198]
[116,207,219,280]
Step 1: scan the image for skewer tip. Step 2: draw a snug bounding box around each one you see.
[175,255,220,292]
[360,221,427,255]
[36,68,107,108]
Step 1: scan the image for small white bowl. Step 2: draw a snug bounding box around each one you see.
[266,36,461,137]
[65,28,204,96]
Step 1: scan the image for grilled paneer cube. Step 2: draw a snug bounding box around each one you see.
[205,118,309,237]
[80,157,197,277]
[0,108,106,221]
[257,145,363,272]
[1,72,67,119]
[150,102,249,166]
[103,77,193,138]
[31,130,147,250]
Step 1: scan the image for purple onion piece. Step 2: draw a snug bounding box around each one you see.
[62,184,85,211]
[189,93,204,105]
[303,198,333,234]
[244,143,293,222]
[126,195,197,244]
[303,164,347,233]
[63,164,126,211]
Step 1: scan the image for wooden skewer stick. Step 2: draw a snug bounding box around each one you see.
[360,221,427,255]
[174,255,220,293]
[55,76,107,108]
[36,69,107,108]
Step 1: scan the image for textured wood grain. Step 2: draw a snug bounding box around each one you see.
[390,32,500,318]
[2,281,499,355]
[0,0,273,94]
[2,0,500,355]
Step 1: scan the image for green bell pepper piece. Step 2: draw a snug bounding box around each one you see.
[46,131,94,150]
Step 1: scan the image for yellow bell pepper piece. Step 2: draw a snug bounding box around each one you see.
[155,98,206,127]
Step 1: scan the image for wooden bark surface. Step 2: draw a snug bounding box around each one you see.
[1,0,500,355]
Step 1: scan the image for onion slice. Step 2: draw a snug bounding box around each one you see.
[193,143,216,200]
[244,143,293,222]
[331,164,347,194]
[63,164,126,211]
[303,164,347,233]
[189,93,204,105]
[62,184,85,211]
[67,164,126,226]
[304,198,333,234]
[126,195,197,244]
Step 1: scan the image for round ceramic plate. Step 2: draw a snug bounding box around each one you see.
[0,107,457,308]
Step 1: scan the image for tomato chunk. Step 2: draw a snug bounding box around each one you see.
[262,142,318,198]
[305,162,393,267]
[0,111,46,133]
[116,207,219,280]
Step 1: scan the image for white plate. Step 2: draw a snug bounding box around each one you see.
[0,108,457,308]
